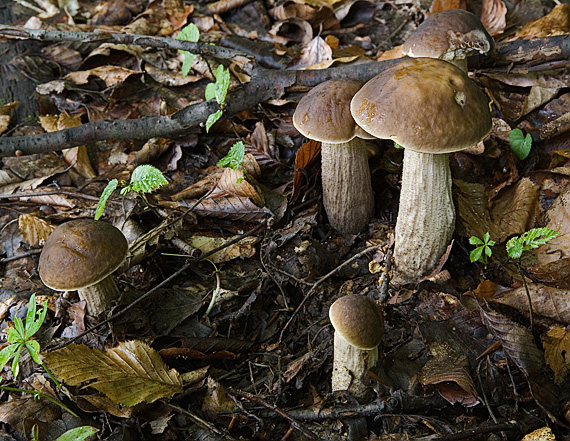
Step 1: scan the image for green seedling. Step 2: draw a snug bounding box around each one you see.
[469,232,495,269]
[506,227,560,259]
[218,141,245,170]
[205,64,230,132]
[95,164,168,220]
[509,128,532,160]
[177,23,200,76]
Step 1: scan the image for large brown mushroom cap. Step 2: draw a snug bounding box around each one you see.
[329,295,383,350]
[350,57,492,154]
[401,9,493,61]
[293,78,371,143]
[39,219,128,292]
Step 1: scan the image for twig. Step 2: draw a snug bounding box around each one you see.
[278,244,382,343]
[0,189,121,203]
[378,245,393,304]
[168,403,239,440]
[228,388,322,441]
[411,420,520,441]
[0,249,41,264]
[0,25,247,59]
[45,222,266,351]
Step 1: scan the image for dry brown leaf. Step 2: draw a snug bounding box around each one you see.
[293,36,332,69]
[202,377,237,414]
[60,301,87,339]
[65,66,141,87]
[0,101,19,135]
[515,3,570,40]
[188,234,260,263]
[43,340,183,406]
[479,0,507,36]
[17,213,54,247]
[418,342,479,407]
[543,327,570,384]
[40,114,97,179]
[522,427,556,441]
[292,140,321,205]
[270,18,314,47]
[126,138,173,166]
[376,45,404,61]
[189,196,274,222]
[217,168,264,205]
[429,0,466,14]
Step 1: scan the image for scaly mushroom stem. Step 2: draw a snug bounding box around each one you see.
[77,276,120,316]
[392,149,455,284]
[321,138,374,234]
[332,332,378,402]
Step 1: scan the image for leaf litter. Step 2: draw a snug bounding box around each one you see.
[2,0,570,439]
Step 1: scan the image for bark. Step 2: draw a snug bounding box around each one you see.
[331,332,378,403]
[321,139,374,234]
[77,275,120,316]
[392,150,454,284]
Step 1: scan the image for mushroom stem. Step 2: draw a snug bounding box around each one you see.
[77,276,120,316]
[321,138,374,234]
[332,332,378,402]
[392,149,455,284]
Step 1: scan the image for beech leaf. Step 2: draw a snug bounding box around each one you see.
[43,340,183,406]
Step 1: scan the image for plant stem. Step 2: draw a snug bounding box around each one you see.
[41,362,61,390]
[516,260,534,333]
[0,386,78,416]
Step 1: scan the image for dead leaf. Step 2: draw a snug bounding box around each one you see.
[270,18,314,47]
[18,214,54,247]
[65,66,142,87]
[543,327,570,384]
[202,377,237,414]
[0,101,19,135]
[515,4,570,40]
[522,427,556,441]
[60,301,87,338]
[126,138,173,166]
[217,168,264,205]
[418,342,479,407]
[43,340,183,406]
[292,36,333,69]
[188,234,260,263]
[292,140,321,205]
[429,0,466,14]
[479,0,507,36]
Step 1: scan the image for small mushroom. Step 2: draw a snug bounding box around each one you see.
[402,9,493,72]
[350,57,492,284]
[39,219,128,316]
[329,295,383,402]
[293,79,374,234]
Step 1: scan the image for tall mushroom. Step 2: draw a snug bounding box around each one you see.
[350,57,492,284]
[39,219,128,316]
[293,79,374,234]
[402,9,493,72]
[329,295,383,402]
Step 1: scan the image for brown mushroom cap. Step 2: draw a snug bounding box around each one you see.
[350,57,492,154]
[39,219,128,291]
[401,9,493,61]
[329,295,383,350]
[293,79,372,143]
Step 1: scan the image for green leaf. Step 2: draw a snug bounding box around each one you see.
[6,327,20,344]
[469,236,484,246]
[180,51,195,76]
[13,317,25,339]
[25,294,37,334]
[54,426,99,441]
[506,236,524,259]
[205,109,223,132]
[509,128,532,160]
[217,141,245,169]
[177,23,200,43]
[95,179,118,221]
[205,82,217,101]
[25,341,41,365]
[214,65,230,106]
[128,165,168,194]
[0,344,19,372]
[11,345,22,379]
[470,247,483,263]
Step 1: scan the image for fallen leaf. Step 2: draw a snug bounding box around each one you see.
[43,340,183,406]
[202,377,236,414]
[521,426,556,441]
[429,0,465,14]
[515,4,570,40]
[543,327,570,384]
[479,0,507,35]
[292,36,332,69]
[65,66,142,87]
[18,213,54,247]
[188,234,260,263]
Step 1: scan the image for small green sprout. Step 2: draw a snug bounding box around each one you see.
[217,141,245,170]
[0,294,52,383]
[469,232,495,268]
[204,64,230,132]
[177,23,200,76]
[94,164,168,220]
[506,227,561,260]
[509,128,532,160]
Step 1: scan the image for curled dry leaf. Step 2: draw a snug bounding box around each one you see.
[64,66,142,87]
[0,101,19,135]
[18,213,54,247]
[479,0,507,36]
[217,168,264,206]
[429,0,466,14]
[418,342,479,407]
[292,36,333,69]
[270,18,314,47]
[202,377,237,414]
[515,3,570,40]
[292,140,321,205]
[543,327,570,384]
[43,340,183,406]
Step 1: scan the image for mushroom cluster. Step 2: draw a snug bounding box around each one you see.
[39,219,128,316]
[329,295,383,402]
[350,57,492,283]
[293,79,375,235]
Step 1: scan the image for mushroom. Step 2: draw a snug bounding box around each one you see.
[329,295,383,402]
[350,57,492,284]
[402,9,493,72]
[39,219,128,316]
[293,79,374,234]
